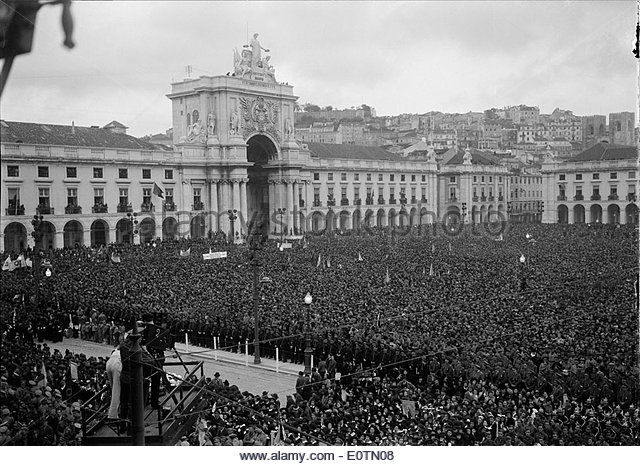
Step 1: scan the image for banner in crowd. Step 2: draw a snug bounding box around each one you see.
[180,248,191,257]
[203,250,228,260]
[401,399,417,418]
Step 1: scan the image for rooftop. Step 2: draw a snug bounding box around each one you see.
[305,142,404,161]
[441,147,501,166]
[570,142,637,162]
[0,120,163,150]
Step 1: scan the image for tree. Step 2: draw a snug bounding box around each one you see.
[323,105,333,111]
[304,103,320,112]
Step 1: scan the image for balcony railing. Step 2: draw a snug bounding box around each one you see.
[557,195,567,201]
[163,202,176,212]
[65,205,82,214]
[488,196,495,201]
[299,199,305,208]
[141,202,155,212]
[449,197,458,203]
[340,198,349,206]
[6,205,25,215]
[590,194,601,201]
[365,198,374,205]
[389,198,397,205]
[327,198,336,207]
[480,196,487,202]
[627,193,637,202]
[472,196,479,202]
[608,194,619,201]
[421,197,428,203]
[192,201,204,211]
[92,204,108,214]
[574,194,584,201]
[377,197,385,205]
[498,195,504,201]
[117,203,133,213]
[313,200,322,207]
[36,205,54,215]
[354,198,362,206]
[410,197,417,204]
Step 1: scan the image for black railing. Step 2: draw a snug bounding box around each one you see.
[627,193,637,201]
[354,198,362,206]
[574,194,584,201]
[299,199,305,208]
[608,194,619,201]
[6,205,24,215]
[365,198,374,205]
[163,202,176,212]
[480,196,487,202]
[327,198,336,207]
[472,196,479,202]
[377,197,385,205]
[313,200,322,207]
[192,202,204,211]
[498,195,504,201]
[450,197,458,203]
[557,195,567,201]
[411,197,417,204]
[340,198,349,206]
[389,198,396,204]
[65,205,82,214]
[117,203,132,213]
[488,196,495,201]
[141,202,155,212]
[92,204,108,214]
[590,194,601,201]
[37,205,54,215]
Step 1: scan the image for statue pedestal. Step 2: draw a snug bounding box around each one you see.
[207,136,219,145]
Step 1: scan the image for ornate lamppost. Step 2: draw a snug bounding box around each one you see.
[303,292,313,375]
[277,208,286,244]
[228,209,238,243]
[126,212,139,245]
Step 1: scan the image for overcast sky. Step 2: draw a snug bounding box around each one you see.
[1,1,636,137]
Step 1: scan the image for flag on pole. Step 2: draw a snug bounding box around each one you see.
[326,258,331,268]
[384,267,390,284]
[2,256,12,271]
[180,247,191,257]
[431,244,435,253]
[357,252,363,262]
[448,242,452,252]
[316,254,322,268]
[153,182,164,199]
[41,362,49,387]
[110,252,121,264]
[429,263,434,276]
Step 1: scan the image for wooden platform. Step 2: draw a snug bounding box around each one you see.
[82,361,206,446]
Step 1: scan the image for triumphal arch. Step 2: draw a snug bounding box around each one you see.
[167,34,309,238]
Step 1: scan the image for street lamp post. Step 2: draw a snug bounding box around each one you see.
[277,208,286,244]
[461,202,467,231]
[126,212,139,245]
[248,224,266,364]
[303,292,313,375]
[31,214,44,307]
[228,209,238,243]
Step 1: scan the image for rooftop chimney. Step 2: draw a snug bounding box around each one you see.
[71,121,75,135]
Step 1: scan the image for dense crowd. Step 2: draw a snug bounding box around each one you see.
[1,222,638,445]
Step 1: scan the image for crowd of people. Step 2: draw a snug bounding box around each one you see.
[1,222,638,445]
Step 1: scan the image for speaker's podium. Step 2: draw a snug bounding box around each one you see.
[81,329,208,445]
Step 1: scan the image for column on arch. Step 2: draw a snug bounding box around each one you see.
[286,180,295,236]
[239,178,248,235]
[268,180,277,236]
[209,179,219,233]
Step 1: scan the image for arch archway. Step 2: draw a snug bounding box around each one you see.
[364,209,374,228]
[590,204,602,223]
[63,220,83,248]
[298,212,306,233]
[352,209,361,231]
[480,205,487,223]
[573,205,585,223]
[116,219,133,244]
[420,207,436,225]
[246,134,277,234]
[3,222,27,252]
[139,217,156,244]
[607,204,620,224]
[339,210,350,230]
[162,217,177,240]
[471,205,479,224]
[311,211,324,232]
[41,222,56,250]
[557,205,568,224]
[190,214,206,239]
[326,210,336,232]
[444,206,461,231]
[90,220,109,246]
[626,203,638,225]
[388,209,397,228]
[409,207,418,226]
[376,209,385,227]
[398,208,409,228]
